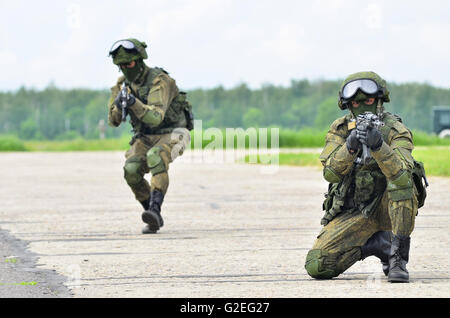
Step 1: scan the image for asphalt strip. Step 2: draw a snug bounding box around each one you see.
[0,228,72,298]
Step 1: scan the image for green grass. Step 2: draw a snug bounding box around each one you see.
[244,153,321,167]
[412,131,450,146]
[412,147,450,177]
[23,136,131,151]
[2,128,450,152]
[0,135,28,151]
[245,147,450,177]
[192,129,450,149]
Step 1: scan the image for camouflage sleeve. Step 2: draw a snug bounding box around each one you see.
[320,117,357,183]
[107,77,125,127]
[371,120,414,180]
[372,118,416,237]
[128,72,179,128]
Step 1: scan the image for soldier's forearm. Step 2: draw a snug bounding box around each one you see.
[108,100,122,127]
[128,98,164,127]
[324,145,356,183]
[371,141,405,180]
[373,141,415,211]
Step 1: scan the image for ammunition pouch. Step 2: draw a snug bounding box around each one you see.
[176,92,194,131]
[321,167,387,224]
[354,169,386,217]
[321,172,354,225]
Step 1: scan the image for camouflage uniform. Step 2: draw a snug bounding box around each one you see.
[305,72,426,282]
[108,39,192,234]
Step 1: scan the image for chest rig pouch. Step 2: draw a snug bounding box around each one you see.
[353,167,386,217]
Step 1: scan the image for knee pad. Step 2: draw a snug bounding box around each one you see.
[123,159,144,185]
[147,146,166,176]
[305,249,337,279]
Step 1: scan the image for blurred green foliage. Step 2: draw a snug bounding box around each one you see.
[0,135,28,151]
[1,79,449,142]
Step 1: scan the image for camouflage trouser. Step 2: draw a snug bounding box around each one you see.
[305,189,418,279]
[123,129,190,202]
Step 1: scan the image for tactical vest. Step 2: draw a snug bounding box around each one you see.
[126,67,194,135]
[322,112,427,220]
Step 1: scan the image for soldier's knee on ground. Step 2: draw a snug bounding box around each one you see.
[147,146,167,176]
[123,158,145,185]
[305,249,338,279]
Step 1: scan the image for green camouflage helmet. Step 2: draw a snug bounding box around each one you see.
[110,38,148,65]
[338,71,390,110]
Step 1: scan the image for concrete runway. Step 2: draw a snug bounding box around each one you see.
[0,151,449,297]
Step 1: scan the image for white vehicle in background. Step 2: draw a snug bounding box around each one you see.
[432,106,450,138]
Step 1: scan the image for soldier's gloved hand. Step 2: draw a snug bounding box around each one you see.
[114,91,136,109]
[114,92,124,110]
[346,129,361,154]
[124,93,136,107]
[356,126,383,151]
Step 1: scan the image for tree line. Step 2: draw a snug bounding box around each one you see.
[1,80,449,140]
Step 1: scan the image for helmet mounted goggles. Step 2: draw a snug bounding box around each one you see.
[108,40,137,56]
[340,79,381,101]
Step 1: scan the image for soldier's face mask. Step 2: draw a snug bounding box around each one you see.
[120,60,143,82]
[341,79,379,100]
[349,91,378,116]
[351,97,376,108]
[121,59,144,82]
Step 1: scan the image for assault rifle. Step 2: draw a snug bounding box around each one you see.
[120,82,129,122]
[355,112,384,165]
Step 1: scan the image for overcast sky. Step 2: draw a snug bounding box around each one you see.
[1,0,450,91]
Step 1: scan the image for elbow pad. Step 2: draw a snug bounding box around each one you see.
[387,170,413,201]
[324,167,342,184]
[141,109,163,127]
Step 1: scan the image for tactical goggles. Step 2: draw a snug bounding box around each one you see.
[341,79,379,100]
[109,40,137,56]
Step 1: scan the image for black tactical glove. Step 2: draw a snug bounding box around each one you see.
[346,129,361,153]
[114,91,136,110]
[356,126,383,151]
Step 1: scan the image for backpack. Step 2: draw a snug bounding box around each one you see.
[412,160,428,208]
[167,91,194,131]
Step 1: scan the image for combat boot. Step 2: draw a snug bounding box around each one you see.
[139,195,151,211]
[141,190,164,234]
[361,231,391,276]
[388,234,411,283]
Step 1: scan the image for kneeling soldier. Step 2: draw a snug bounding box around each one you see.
[305,71,428,282]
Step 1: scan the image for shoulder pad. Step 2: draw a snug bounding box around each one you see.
[383,112,402,123]
[116,75,126,85]
[154,67,169,75]
[392,120,411,136]
[384,113,409,134]
[329,115,349,135]
[393,114,403,123]
[330,115,347,130]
